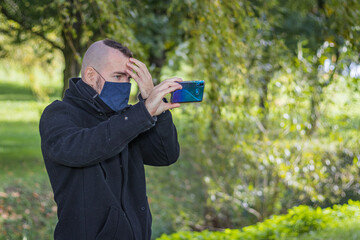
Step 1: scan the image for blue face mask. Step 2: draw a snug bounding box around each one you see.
[99,81,131,112]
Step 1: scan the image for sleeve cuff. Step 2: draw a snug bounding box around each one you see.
[138,93,168,104]
[138,93,167,121]
[138,100,157,124]
[138,93,145,102]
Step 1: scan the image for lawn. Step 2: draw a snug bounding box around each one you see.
[0,83,48,182]
[0,75,58,239]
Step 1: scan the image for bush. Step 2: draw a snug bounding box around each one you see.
[156,200,360,240]
[296,219,360,240]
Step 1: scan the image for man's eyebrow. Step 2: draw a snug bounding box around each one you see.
[112,71,127,75]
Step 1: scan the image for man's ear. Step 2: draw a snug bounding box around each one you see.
[84,67,95,84]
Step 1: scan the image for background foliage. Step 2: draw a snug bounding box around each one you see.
[0,0,360,239]
[157,200,360,240]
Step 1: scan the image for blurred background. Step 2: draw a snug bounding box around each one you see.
[0,0,360,239]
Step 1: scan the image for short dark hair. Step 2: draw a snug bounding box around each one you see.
[103,39,133,58]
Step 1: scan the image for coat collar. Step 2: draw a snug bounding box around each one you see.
[64,77,116,116]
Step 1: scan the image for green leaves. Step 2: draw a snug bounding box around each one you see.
[157,201,360,240]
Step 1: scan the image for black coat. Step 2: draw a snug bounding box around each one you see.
[39,78,180,240]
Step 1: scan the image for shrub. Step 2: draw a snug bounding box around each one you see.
[156,200,360,240]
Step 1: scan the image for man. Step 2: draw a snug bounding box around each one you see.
[39,39,182,239]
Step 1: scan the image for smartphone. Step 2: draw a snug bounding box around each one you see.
[170,80,205,103]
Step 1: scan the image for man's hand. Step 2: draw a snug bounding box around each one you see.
[126,58,154,99]
[145,77,183,116]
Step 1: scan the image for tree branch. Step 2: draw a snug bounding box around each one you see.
[63,29,81,62]
[216,192,262,221]
[321,49,340,88]
[0,2,63,51]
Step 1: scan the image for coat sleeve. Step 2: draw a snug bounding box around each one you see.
[135,109,180,166]
[39,100,156,167]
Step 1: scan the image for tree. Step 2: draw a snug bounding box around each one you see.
[147,0,360,232]
[0,0,190,95]
[125,0,186,84]
[274,0,360,135]
[0,0,136,96]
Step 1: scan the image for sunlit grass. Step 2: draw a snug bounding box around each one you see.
[0,66,60,238]
[0,65,61,184]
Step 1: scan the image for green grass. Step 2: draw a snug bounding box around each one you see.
[0,76,59,239]
[0,178,57,239]
[0,82,35,101]
[0,84,50,182]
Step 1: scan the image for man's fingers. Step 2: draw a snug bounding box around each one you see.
[147,85,180,107]
[166,77,183,82]
[128,58,152,81]
[153,83,182,96]
[159,85,182,97]
[129,58,146,68]
[126,63,142,76]
[161,81,182,90]
[161,77,183,84]
[126,65,147,84]
[163,102,181,111]
[155,77,183,88]
[126,69,140,82]
[146,77,183,92]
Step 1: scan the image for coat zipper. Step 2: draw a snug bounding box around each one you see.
[119,159,135,239]
[99,162,107,179]
[102,112,135,238]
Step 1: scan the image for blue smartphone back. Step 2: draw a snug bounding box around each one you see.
[171,80,205,103]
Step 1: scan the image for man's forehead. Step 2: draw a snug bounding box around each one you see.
[107,48,129,62]
[104,50,129,73]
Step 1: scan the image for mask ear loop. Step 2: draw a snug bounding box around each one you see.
[91,67,107,82]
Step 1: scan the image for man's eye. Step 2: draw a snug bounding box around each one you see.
[114,74,130,81]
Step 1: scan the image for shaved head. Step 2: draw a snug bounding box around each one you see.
[81,39,133,78]
[80,39,133,93]
[81,41,108,77]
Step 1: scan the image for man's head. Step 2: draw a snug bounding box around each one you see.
[81,39,133,93]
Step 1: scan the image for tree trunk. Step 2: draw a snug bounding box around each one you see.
[307,87,321,135]
[60,0,84,97]
[259,76,270,131]
[258,45,273,135]
[62,45,81,97]
[148,50,166,85]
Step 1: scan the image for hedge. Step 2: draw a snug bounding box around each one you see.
[157,200,360,240]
